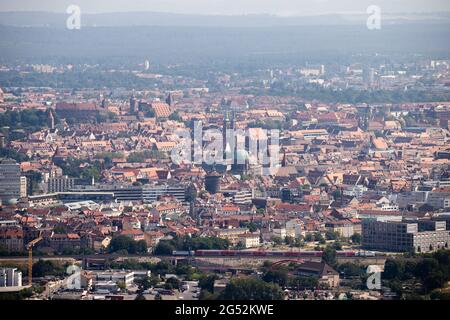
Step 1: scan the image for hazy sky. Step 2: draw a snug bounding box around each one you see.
[0,0,449,15]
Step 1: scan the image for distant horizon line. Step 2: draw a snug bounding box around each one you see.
[1,10,449,17]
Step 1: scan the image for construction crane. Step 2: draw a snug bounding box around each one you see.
[26,235,43,287]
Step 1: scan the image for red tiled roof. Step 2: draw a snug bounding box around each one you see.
[151,102,172,118]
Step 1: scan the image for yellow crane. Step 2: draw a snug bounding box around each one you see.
[26,236,43,287]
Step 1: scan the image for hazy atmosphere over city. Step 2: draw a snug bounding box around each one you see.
[0,0,449,311]
[1,0,450,14]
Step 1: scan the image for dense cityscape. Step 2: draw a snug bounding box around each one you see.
[0,2,450,303]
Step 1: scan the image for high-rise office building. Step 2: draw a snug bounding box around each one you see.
[130,96,137,114]
[0,159,27,203]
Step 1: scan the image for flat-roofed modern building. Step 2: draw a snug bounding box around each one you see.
[427,188,450,209]
[94,271,134,288]
[69,185,142,202]
[142,184,185,203]
[68,183,185,203]
[58,192,115,203]
[0,268,22,287]
[362,218,450,253]
[48,176,75,193]
[433,214,450,230]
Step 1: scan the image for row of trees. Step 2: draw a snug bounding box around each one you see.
[200,277,284,300]
[200,259,326,300]
[55,157,102,181]
[154,235,230,255]
[32,260,66,278]
[0,109,52,132]
[108,235,148,254]
[0,288,34,301]
[0,148,29,163]
[94,152,124,168]
[271,235,303,248]
[267,85,450,104]
[271,232,361,249]
[220,278,284,300]
[304,232,327,243]
[127,150,165,163]
[383,250,450,296]
[262,267,319,289]
[0,70,164,91]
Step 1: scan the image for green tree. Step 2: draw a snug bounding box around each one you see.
[337,263,365,277]
[383,259,404,280]
[315,233,326,244]
[32,260,65,277]
[220,278,284,300]
[175,264,194,276]
[262,268,289,287]
[135,240,148,254]
[325,230,339,240]
[117,281,126,291]
[271,237,283,245]
[154,241,175,255]
[284,236,295,246]
[0,148,29,163]
[137,275,159,291]
[165,277,181,290]
[350,233,362,244]
[199,290,220,300]
[185,184,198,202]
[322,246,337,266]
[192,237,230,250]
[240,222,258,233]
[152,261,174,275]
[289,276,319,289]
[333,241,343,250]
[109,235,147,254]
[0,109,51,133]
[423,271,446,293]
[199,275,218,292]
[168,111,182,122]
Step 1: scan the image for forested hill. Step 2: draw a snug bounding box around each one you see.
[0,23,449,65]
